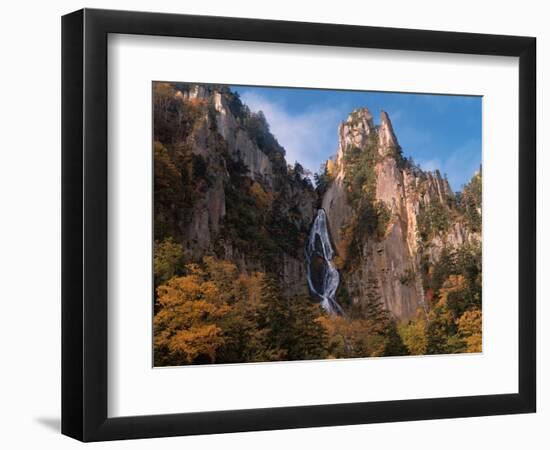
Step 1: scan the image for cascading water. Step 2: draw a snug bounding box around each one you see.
[305,209,343,315]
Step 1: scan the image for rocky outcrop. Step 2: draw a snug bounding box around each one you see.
[322,109,480,320]
[321,108,376,254]
[378,111,398,154]
[157,84,480,320]
[157,83,316,296]
[212,92,274,186]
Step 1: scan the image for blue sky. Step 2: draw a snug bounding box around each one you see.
[232,85,481,191]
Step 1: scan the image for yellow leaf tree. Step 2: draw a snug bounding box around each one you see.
[154,262,231,365]
[457,309,482,353]
[399,310,428,355]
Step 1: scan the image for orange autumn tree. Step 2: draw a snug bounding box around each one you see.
[154,257,255,364]
[154,255,332,365]
[154,257,272,365]
[153,259,231,365]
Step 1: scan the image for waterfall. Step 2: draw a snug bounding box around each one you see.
[305,209,343,315]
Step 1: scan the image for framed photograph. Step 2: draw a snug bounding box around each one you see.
[62,8,536,441]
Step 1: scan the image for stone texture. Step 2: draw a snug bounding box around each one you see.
[167,87,480,318]
[171,85,315,296]
[323,111,479,320]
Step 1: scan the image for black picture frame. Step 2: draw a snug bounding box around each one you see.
[62,8,536,442]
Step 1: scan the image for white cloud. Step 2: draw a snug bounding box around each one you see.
[239,92,480,191]
[419,159,441,173]
[240,91,343,175]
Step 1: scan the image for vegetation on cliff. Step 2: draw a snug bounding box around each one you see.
[337,135,392,269]
[153,82,331,364]
[153,82,314,270]
[317,111,482,356]
[153,83,483,364]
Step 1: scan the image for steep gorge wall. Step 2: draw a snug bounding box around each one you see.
[322,109,480,320]
[154,83,317,296]
[155,83,480,321]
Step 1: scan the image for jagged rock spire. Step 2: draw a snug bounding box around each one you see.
[378,111,398,151]
[336,107,375,166]
[176,84,213,101]
[349,107,375,129]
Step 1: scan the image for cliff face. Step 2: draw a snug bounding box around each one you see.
[321,108,480,320]
[154,83,316,296]
[154,84,481,322]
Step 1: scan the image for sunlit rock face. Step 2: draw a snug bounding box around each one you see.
[321,110,480,320]
[166,84,317,297]
[162,84,480,320]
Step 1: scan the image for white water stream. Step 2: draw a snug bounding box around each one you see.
[305,209,343,315]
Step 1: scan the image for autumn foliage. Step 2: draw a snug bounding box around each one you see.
[152,218,482,364]
[154,255,415,365]
[151,83,483,365]
[154,257,331,365]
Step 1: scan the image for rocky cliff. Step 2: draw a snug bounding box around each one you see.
[321,108,480,320]
[154,83,481,323]
[153,82,316,296]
